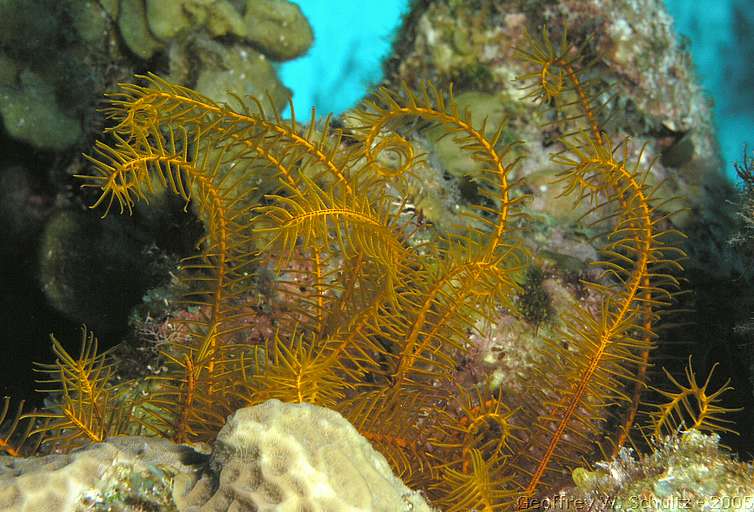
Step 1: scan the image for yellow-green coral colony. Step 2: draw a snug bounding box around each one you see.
[0,27,739,510]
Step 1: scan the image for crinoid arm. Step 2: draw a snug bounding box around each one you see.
[22,327,133,451]
[648,358,741,438]
[0,398,43,457]
[504,26,688,503]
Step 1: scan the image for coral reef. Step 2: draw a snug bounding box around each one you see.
[566,430,754,512]
[106,0,310,108]
[1,27,736,510]
[0,0,314,370]
[1,1,751,511]
[0,436,197,512]
[0,0,310,151]
[385,0,754,455]
[0,0,108,150]
[386,0,737,277]
[37,210,173,336]
[727,148,754,410]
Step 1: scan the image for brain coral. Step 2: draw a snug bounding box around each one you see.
[180,399,434,512]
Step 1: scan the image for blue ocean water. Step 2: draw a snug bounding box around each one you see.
[664,0,754,182]
[279,0,408,118]
[281,1,754,182]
